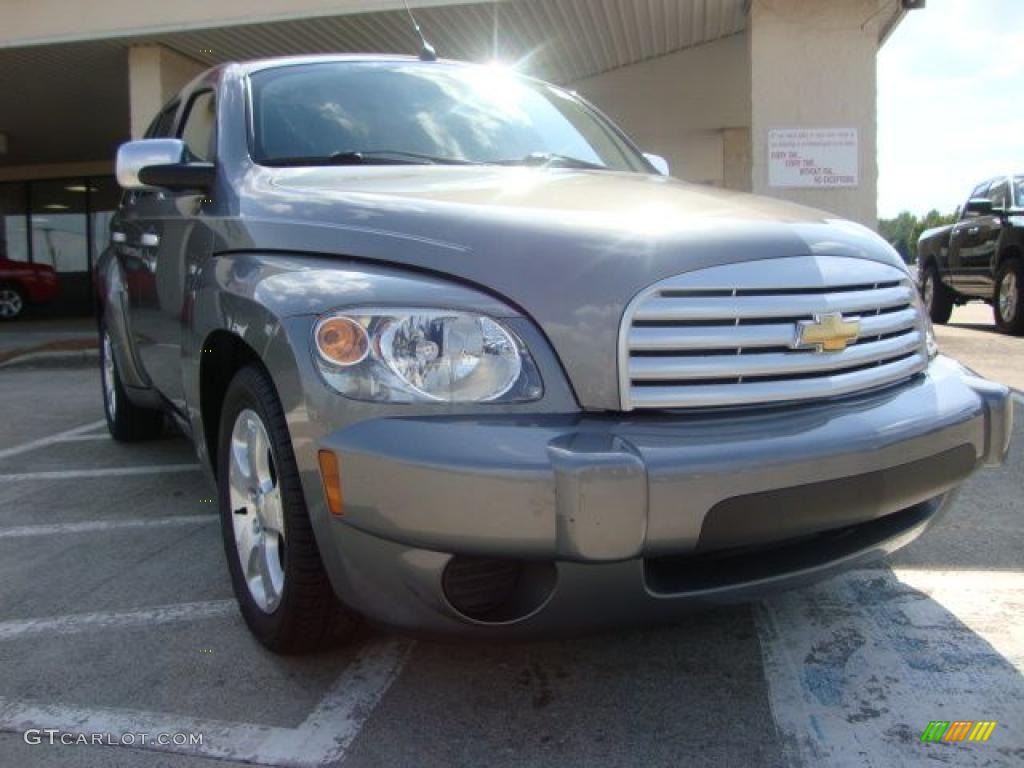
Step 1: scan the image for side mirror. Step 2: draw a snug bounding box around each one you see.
[643,153,670,176]
[116,139,214,191]
[964,197,994,217]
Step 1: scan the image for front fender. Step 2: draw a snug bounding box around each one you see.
[188,251,579,599]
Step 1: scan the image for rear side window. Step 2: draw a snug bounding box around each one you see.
[179,91,217,161]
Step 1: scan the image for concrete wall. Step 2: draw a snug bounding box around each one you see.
[128,46,206,138]
[749,0,880,227]
[570,34,751,189]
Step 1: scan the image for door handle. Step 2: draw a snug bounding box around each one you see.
[139,232,160,247]
[111,231,126,244]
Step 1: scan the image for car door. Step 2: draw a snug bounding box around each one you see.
[948,181,995,297]
[133,88,218,413]
[971,178,1010,294]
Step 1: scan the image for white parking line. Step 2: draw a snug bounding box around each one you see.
[0,465,201,482]
[0,637,414,767]
[757,568,1024,767]
[0,420,107,461]
[52,434,111,443]
[278,637,416,764]
[0,601,236,642]
[0,515,216,539]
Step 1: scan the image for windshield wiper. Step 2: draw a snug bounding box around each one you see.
[262,150,479,167]
[492,152,609,171]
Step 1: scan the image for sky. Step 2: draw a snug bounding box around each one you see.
[877,0,1024,219]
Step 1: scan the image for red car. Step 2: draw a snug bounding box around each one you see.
[0,258,59,320]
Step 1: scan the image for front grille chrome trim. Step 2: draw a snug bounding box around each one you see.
[618,256,929,411]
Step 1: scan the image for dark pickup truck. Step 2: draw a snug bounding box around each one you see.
[918,174,1024,334]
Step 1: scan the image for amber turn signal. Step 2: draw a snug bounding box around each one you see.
[316,316,369,366]
[318,449,344,516]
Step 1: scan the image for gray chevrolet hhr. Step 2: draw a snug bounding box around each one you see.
[97,55,1012,653]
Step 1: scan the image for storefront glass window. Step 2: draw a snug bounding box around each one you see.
[30,179,89,273]
[89,177,121,260]
[0,182,30,263]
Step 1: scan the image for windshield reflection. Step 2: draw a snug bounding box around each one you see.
[249,61,649,172]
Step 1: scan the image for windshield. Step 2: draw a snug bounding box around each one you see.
[248,61,650,172]
[1015,176,1024,208]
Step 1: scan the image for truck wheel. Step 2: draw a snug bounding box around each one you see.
[994,259,1024,335]
[217,364,358,654]
[921,264,953,324]
[0,283,25,320]
[100,327,165,441]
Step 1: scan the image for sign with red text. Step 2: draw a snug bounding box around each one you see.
[768,128,858,188]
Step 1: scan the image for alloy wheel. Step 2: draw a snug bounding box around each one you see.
[921,272,934,312]
[228,408,286,613]
[102,332,117,422]
[999,270,1018,323]
[0,288,22,319]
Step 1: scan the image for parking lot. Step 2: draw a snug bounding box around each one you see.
[0,303,1021,768]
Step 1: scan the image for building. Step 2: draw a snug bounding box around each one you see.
[0,0,910,318]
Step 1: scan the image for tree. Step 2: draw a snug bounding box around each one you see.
[878,209,957,262]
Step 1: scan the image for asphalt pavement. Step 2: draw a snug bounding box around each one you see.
[0,303,1020,768]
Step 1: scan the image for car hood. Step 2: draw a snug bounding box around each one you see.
[232,165,908,410]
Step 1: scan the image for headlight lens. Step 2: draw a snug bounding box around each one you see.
[912,290,939,359]
[314,310,543,403]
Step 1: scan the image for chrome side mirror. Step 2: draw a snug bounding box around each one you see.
[116,139,186,190]
[644,153,670,176]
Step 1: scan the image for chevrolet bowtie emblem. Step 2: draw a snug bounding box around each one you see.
[795,312,861,353]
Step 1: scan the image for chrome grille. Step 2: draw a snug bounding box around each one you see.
[619,256,929,410]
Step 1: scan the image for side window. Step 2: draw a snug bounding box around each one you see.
[145,102,179,139]
[987,179,1009,211]
[179,91,217,162]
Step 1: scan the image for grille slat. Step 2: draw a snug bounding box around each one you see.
[632,285,914,323]
[628,307,919,351]
[619,257,929,410]
[629,331,923,381]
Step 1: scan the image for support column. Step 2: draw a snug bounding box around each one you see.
[128,45,206,138]
[748,0,881,227]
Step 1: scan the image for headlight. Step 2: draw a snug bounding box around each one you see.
[911,290,939,359]
[314,309,544,403]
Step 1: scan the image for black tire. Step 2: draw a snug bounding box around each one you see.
[921,263,953,324]
[100,325,164,442]
[217,364,358,654]
[0,282,25,321]
[994,258,1024,335]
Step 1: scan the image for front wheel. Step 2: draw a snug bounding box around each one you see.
[994,259,1024,335]
[217,364,358,653]
[921,264,953,324]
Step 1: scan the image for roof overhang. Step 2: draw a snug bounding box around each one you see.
[0,0,749,169]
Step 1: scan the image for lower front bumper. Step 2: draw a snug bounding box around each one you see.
[313,356,1011,635]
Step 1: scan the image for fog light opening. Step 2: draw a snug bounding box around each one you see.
[442,556,556,625]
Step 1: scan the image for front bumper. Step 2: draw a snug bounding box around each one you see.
[314,356,1011,635]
